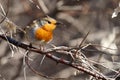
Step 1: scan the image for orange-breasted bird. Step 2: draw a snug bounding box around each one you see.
[25,16,61,65]
[25,16,60,46]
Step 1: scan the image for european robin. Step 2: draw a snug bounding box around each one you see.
[25,16,61,47]
[25,16,61,65]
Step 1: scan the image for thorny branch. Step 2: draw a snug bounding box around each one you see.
[0,34,115,80]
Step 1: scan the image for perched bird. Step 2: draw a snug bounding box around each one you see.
[25,16,61,65]
[25,16,61,46]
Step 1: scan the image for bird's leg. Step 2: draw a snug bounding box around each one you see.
[29,43,33,48]
[39,44,45,51]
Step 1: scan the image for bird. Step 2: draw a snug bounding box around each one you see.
[24,16,61,65]
[25,16,61,47]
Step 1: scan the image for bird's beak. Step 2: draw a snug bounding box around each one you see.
[56,22,63,25]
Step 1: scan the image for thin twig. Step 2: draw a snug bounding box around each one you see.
[0,0,9,24]
[25,51,55,79]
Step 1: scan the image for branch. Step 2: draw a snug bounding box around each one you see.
[0,34,111,80]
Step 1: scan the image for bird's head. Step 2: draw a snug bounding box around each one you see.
[41,16,61,31]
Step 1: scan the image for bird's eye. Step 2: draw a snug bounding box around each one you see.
[47,21,51,24]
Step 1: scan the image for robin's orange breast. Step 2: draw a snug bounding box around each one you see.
[34,27,53,42]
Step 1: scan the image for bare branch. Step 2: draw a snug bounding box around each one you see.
[0,34,112,80]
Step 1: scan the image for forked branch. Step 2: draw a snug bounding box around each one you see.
[0,34,112,80]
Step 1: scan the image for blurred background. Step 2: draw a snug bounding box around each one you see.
[0,0,120,80]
